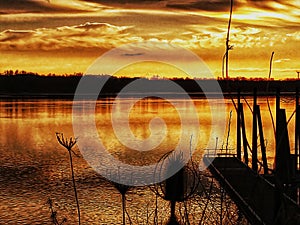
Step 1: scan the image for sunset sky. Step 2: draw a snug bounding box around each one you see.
[0,0,299,79]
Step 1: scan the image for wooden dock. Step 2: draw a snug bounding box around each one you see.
[200,89,300,224]
[204,156,300,225]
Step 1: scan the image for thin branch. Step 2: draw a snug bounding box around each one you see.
[266,52,276,138]
[225,0,234,79]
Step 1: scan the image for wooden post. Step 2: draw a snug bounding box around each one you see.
[240,103,248,165]
[275,88,280,150]
[295,89,300,204]
[295,88,299,170]
[275,109,291,183]
[275,88,280,170]
[257,105,268,174]
[275,88,280,171]
[276,88,280,117]
[237,90,241,160]
[252,88,258,172]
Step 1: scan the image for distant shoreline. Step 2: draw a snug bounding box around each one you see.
[0,75,299,99]
[0,92,298,100]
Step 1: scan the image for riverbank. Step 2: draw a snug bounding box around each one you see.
[0,75,299,98]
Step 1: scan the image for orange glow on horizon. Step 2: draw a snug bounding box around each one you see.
[113,61,190,79]
[0,0,299,79]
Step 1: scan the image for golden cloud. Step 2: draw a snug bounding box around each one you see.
[0,22,138,51]
[0,20,298,61]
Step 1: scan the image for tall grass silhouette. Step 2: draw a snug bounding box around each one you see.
[56,132,81,225]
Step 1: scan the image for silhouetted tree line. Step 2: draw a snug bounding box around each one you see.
[0,72,299,97]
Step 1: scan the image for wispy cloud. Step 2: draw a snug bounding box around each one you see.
[0,0,93,13]
[77,0,300,12]
[287,31,300,41]
[274,58,291,63]
[166,0,233,11]
[0,22,137,51]
[0,20,297,62]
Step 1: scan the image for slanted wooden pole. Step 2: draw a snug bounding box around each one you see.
[257,105,268,174]
[240,103,248,165]
[252,88,258,172]
[237,90,241,160]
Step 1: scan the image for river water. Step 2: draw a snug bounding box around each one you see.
[0,96,297,224]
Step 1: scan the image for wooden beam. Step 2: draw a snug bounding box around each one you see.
[237,90,241,160]
[240,103,248,165]
[252,88,258,172]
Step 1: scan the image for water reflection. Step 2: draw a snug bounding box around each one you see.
[0,97,298,224]
[0,97,298,168]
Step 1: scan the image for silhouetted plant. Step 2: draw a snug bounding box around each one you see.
[47,198,67,225]
[108,166,132,225]
[165,152,185,225]
[153,150,198,225]
[56,132,80,225]
[112,181,131,225]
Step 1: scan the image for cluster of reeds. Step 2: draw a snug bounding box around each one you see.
[50,131,246,224]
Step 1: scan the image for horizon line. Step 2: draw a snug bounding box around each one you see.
[1,70,300,81]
